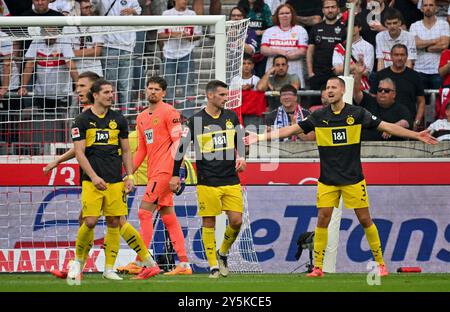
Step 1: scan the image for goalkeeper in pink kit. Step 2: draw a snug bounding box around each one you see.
[118,76,191,275]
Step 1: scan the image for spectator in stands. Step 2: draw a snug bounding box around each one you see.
[332,15,374,92]
[70,0,104,77]
[237,0,273,78]
[98,0,141,114]
[427,102,450,141]
[286,0,322,31]
[158,0,201,104]
[409,0,449,91]
[257,55,300,111]
[256,55,300,91]
[391,0,423,28]
[18,27,79,114]
[309,85,330,112]
[229,6,258,56]
[0,31,21,147]
[370,44,425,130]
[192,0,221,15]
[48,0,73,15]
[22,0,64,16]
[230,54,264,127]
[265,84,315,142]
[437,48,450,120]
[307,0,346,91]
[375,8,416,70]
[354,59,412,140]
[261,4,308,87]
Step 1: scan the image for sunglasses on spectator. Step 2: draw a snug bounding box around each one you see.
[377,88,394,93]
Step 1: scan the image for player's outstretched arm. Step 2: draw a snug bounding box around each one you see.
[377,121,439,144]
[43,148,76,175]
[245,124,304,145]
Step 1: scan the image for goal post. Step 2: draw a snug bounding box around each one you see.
[0,16,261,273]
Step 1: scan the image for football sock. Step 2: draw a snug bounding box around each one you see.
[104,226,120,271]
[313,226,328,269]
[219,224,240,256]
[162,213,189,263]
[120,222,156,267]
[202,227,217,268]
[364,223,384,265]
[75,223,93,266]
[137,209,153,249]
[82,227,94,264]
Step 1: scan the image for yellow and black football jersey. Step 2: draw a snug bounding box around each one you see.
[71,108,129,183]
[174,108,245,187]
[299,104,381,186]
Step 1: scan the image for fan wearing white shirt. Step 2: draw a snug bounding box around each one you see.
[158,0,201,103]
[98,0,142,114]
[428,102,450,141]
[409,0,450,90]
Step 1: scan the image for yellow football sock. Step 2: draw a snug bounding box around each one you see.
[82,227,94,262]
[75,223,93,264]
[364,223,384,265]
[120,222,156,267]
[219,224,240,256]
[202,227,217,268]
[104,226,120,271]
[313,226,328,269]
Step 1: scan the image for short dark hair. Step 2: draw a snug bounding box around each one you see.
[229,6,246,19]
[205,80,228,94]
[243,53,254,63]
[273,54,288,65]
[383,8,404,25]
[327,76,346,89]
[279,84,298,95]
[354,15,362,28]
[88,79,112,103]
[78,71,100,83]
[146,76,167,90]
[391,43,408,56]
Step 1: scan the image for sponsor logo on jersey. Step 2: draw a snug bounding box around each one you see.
[268,39,298,47]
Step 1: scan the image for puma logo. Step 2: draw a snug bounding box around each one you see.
[322,120,329,125]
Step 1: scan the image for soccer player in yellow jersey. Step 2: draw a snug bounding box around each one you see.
[170,80,247,278]
[246,76,438,277]
[69,79,159,281]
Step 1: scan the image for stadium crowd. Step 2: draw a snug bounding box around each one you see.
[1,0,450,155]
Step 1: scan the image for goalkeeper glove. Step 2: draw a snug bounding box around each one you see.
[176,166,186,196]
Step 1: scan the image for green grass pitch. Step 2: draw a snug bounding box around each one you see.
[0,273,449,292]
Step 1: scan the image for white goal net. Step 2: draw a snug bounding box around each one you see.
[0,16,261,274]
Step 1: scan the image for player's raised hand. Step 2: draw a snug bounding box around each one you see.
[169,176,181,193]
[417,129,438,145]
[92,176,107,191]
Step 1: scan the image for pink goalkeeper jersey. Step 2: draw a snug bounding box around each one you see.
[134,102,182,179]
